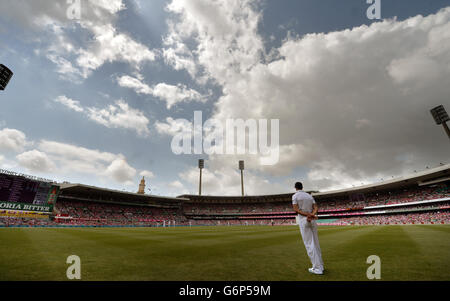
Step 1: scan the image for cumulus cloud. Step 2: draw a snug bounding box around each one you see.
[3,0,450,196]
[153,83,206,109]
[53,96,150,137]
[54,95,84,112]
[105,158,137,185]
[0,128,28,152]
[164,1,450,192]
[75,23,156,78]
[163,42,198,78]
[0,0,124,28]
[39,140,117,165]
[87,100,150,137]
[167,180,191,195]
[117,75,153,95]
[140,170,155,178]
[37,140,137,184]
[46,54,85,83]
[169,180,184,189]
[2,0,157,81]
[16,150,55,172]
[155,117,192,136]
[117,75,207,109]
[87,0,125,15]
[164,0,263,84]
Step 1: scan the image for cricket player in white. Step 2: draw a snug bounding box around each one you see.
[292,182,324,275]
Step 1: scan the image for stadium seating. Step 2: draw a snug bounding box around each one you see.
[1,183,448,227]
[54,199,187,226]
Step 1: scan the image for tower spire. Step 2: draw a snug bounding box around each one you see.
[137,176,145,194]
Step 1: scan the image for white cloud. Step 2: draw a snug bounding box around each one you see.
[16,150,55,172]
[155,117,192,136]
[54,95,84,112]
[53,96,151,137]
[169,180,184,189]
[4,0,450,195]
[117,75,153,94]
[37,140,137,185]
[0,0,125,27]
[105,158,137,185]
[387,55,441,85]
[76,23,157,78]
[153,83,205,109]
[87,100,150,136]
[165,179,191,195]
[90,0,125,14]
[4,0,157,81]
[39,140,117,165]
[117,75,207,109]
[164,2,450,193]
[140,170,155,178]
[46,54,85,83]
[0,128,28,152]
[164,0,263,84]
[163,42,198,78]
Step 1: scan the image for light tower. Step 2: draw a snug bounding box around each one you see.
[0,64,13,91]
[239,160,245,196]
[430,105,450,141]
[198,159,204,195]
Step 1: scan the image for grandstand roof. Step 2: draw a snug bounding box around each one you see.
[178,164,450,202]
[313,163,450,197]
[59,183,188,207]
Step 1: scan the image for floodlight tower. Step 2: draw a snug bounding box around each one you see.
[0,64,13,91]
[198,159,204,195]
[239,160,245,196]
[430,105,450,141]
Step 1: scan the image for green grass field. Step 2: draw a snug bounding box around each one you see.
[0,225,449,281]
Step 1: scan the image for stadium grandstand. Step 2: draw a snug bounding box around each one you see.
[0,164,449,227]
[180,164,450,226]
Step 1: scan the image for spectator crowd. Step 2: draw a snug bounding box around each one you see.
[1,184,448,227]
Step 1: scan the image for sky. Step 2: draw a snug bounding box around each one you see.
[0,0,449,197]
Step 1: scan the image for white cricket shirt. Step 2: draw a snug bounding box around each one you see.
[292,190,316,214]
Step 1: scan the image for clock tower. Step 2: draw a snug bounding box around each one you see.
[137,176,145,194]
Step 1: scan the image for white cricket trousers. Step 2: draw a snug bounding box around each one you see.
[298,217,324,271]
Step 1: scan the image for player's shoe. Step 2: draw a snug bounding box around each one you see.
[308,268,323,275]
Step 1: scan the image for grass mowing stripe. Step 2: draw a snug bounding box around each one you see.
[324,225,441,281]
[1,229,74,280]
[415,224,450,234]
[0,229,39,280]
[368,226,424,281]
[0,226,449,280]
[32,228,295,280]
[401,225,450,280]
[312,226,381,281]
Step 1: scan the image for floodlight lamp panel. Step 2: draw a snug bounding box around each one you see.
[239,160,245,170]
